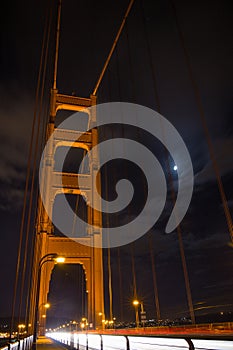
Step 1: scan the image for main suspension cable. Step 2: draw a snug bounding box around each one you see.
[92,0,135,96]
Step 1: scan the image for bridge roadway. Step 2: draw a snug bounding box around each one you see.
[35,337,67,350]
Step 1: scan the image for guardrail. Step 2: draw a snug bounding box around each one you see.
[0,336,33,350]
[47,331,233,350]
[93,322,233,335]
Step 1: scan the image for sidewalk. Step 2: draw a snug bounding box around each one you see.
[36,337,68,350]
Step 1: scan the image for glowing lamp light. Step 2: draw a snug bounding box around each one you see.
[173,165,178,171]
[55,256,66,263]
[18,324,26,329]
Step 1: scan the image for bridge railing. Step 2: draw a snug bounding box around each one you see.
[94,322,233,335]
[47,331,193,350]
[47,329,233,350]
[0,336,33,350]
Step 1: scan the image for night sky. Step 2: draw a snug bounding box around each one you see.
[0,0,233,326]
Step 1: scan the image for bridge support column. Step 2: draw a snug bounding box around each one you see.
[32,92,104,333]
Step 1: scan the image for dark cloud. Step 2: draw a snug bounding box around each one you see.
[194,138,233,185]
[0,85,33,210]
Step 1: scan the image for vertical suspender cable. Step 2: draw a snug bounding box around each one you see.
[81,267,84,318]
[107,243,113,322]
[148,233,161,321]
[106,71,113,322]
[53,0,62,90]
[9,1,52,337]
[125,20,136,101]
[30,0,62,332]
[170,0,233,243]
[131,243,137,299]
[117,248,124,321]
[139,1,162,321]
[19,2,53,327]
[115,47,125,321]
[125,19,139,303]
[104,160,113,322]
[140,0,195,324]
[27,89,52,328]
[24,6,52,324]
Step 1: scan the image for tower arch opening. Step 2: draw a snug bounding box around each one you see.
[55,110,90,131]
[52,193,88,237]
[54,145,90,174]
[46,264,87,331]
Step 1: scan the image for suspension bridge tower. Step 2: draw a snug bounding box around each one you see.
[30,1,104,334]
[35,90,104,333]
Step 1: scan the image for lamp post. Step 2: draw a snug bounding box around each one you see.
[133,300,145,328]
[140,302,146,327]
[81,317,88,331]
[133,300,140,328]
[38,303,50,336]
[32,253,65,349]
[71,320,78,332]
[18,324,26,337]
[113,317,116,329]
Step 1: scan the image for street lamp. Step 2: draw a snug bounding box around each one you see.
[113,317,116,329]
[18,324,26,337]
[39,302,51,335]
[39,302,50,314]
[71,320,78,332]
[133,300,146,328]
[132,300,140,328]
[32,253,65,349]
[81,317,88,331]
